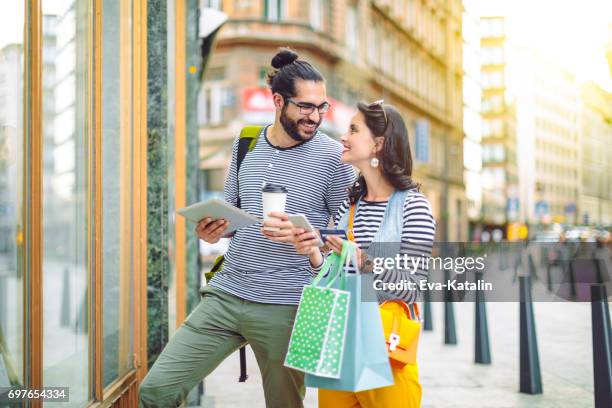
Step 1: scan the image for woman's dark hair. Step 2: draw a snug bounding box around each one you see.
[347,102,420,204]
[265,47,324,97]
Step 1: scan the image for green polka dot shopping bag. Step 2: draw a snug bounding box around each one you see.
[283,242,353,379]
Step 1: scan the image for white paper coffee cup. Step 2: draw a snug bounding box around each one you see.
[262,184,288,231]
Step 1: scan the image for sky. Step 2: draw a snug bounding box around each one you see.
[1,1,611,90]
[481,0,612,91]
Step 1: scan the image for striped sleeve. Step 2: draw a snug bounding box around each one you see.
[376,193,436,303]
[333,199,350,227]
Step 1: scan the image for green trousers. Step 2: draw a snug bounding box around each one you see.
[139,286,305,408]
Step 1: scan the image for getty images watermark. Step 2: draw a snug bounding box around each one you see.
[370,253,492,292]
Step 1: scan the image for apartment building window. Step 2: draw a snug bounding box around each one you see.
[265,0,285,21]
[482,94,503,112]
[482,47,504,65]
[481,18,505,37]
[310,0,324,30]
[258,67,268,86]
[407,0,417,31]
[382,29,392,75]
[415,119,430,163]
[482,144,505,163]
[346,2,358,57]
[368,23,378,65]
[202,0,222,9]
[407,46,416,90]
[483,119,503,137]
[199,84,233,125]
[482,71,504,88]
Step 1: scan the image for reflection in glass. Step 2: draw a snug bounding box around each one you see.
[0,0,24,388]
[102,0,135,387]
[42,0,90,404]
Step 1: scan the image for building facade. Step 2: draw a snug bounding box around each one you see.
[200,0,467,241]
[579,82,612,225]
[512,46,581,225]
[462,0,482,237]
[479,16,519,230]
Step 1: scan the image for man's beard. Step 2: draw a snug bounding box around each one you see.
[279,105,322,142]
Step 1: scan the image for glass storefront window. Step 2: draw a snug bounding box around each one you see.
[0,0,25,388]
[102,0,135,388]
[42,0,91,404]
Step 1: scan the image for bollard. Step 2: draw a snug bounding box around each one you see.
[540,246,547,267]
[591,284,612,408]
[74,292,88,334]
[444,269,457,345]
[474,271,491,364]
[568,260,577,300]
[527,253,539,281]
[423,289,433,331]
[513,250,523,283]
[519,275,542,394]
[60,268,71,327]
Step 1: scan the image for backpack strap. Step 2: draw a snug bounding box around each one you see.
[235,125,264,209]
[235,125,263,382]
[236,125,263,173]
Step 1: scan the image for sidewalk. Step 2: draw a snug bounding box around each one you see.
[200,300,599,407]
[419,301,595,408]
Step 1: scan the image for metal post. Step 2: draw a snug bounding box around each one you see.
[60,268,71,327]
[423,289,433,331]
[444,269,457,345]
[519,275,542,394]
[475,271,491,364]
[591,284,612,408]
[527,253,539,281]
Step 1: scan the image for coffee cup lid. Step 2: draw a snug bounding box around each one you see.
[262,183,288,193]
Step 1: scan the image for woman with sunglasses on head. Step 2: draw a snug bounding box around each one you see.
[293,100,436,408]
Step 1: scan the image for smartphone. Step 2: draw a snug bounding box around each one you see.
[319,229,348,242]
[288,214,325,247]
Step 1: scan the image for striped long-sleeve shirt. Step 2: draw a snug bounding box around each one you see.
[333,190,436,303]
[209,126,356,305]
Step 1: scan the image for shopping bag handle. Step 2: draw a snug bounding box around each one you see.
[312,241,351,288]
[325,241,357,290]
[336,241,358,290]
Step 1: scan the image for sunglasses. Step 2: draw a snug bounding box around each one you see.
[368,99,388,128]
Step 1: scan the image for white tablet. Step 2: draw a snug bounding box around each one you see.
[177,198,261,234]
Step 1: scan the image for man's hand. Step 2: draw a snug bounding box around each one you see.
[195,218,229,244]
[293,228,320,256]
[262,211,295,243]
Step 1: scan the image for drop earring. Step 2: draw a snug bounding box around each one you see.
[370,157,379,168]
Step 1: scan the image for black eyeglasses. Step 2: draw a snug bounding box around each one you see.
[284,97,330,115]
[368,99,388,128]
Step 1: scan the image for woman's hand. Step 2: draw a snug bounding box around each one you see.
[325,235,363,268]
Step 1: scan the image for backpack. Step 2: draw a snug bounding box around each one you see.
[202,125,263,383]
[204,125,263,282]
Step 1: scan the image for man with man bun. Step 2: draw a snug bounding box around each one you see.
[139,48,354,407]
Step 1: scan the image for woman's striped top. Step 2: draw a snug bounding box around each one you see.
[333,190,436,303]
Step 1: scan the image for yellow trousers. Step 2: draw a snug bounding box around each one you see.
[319,363,421,408]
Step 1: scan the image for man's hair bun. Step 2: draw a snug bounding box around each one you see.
[271,48,299,69]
